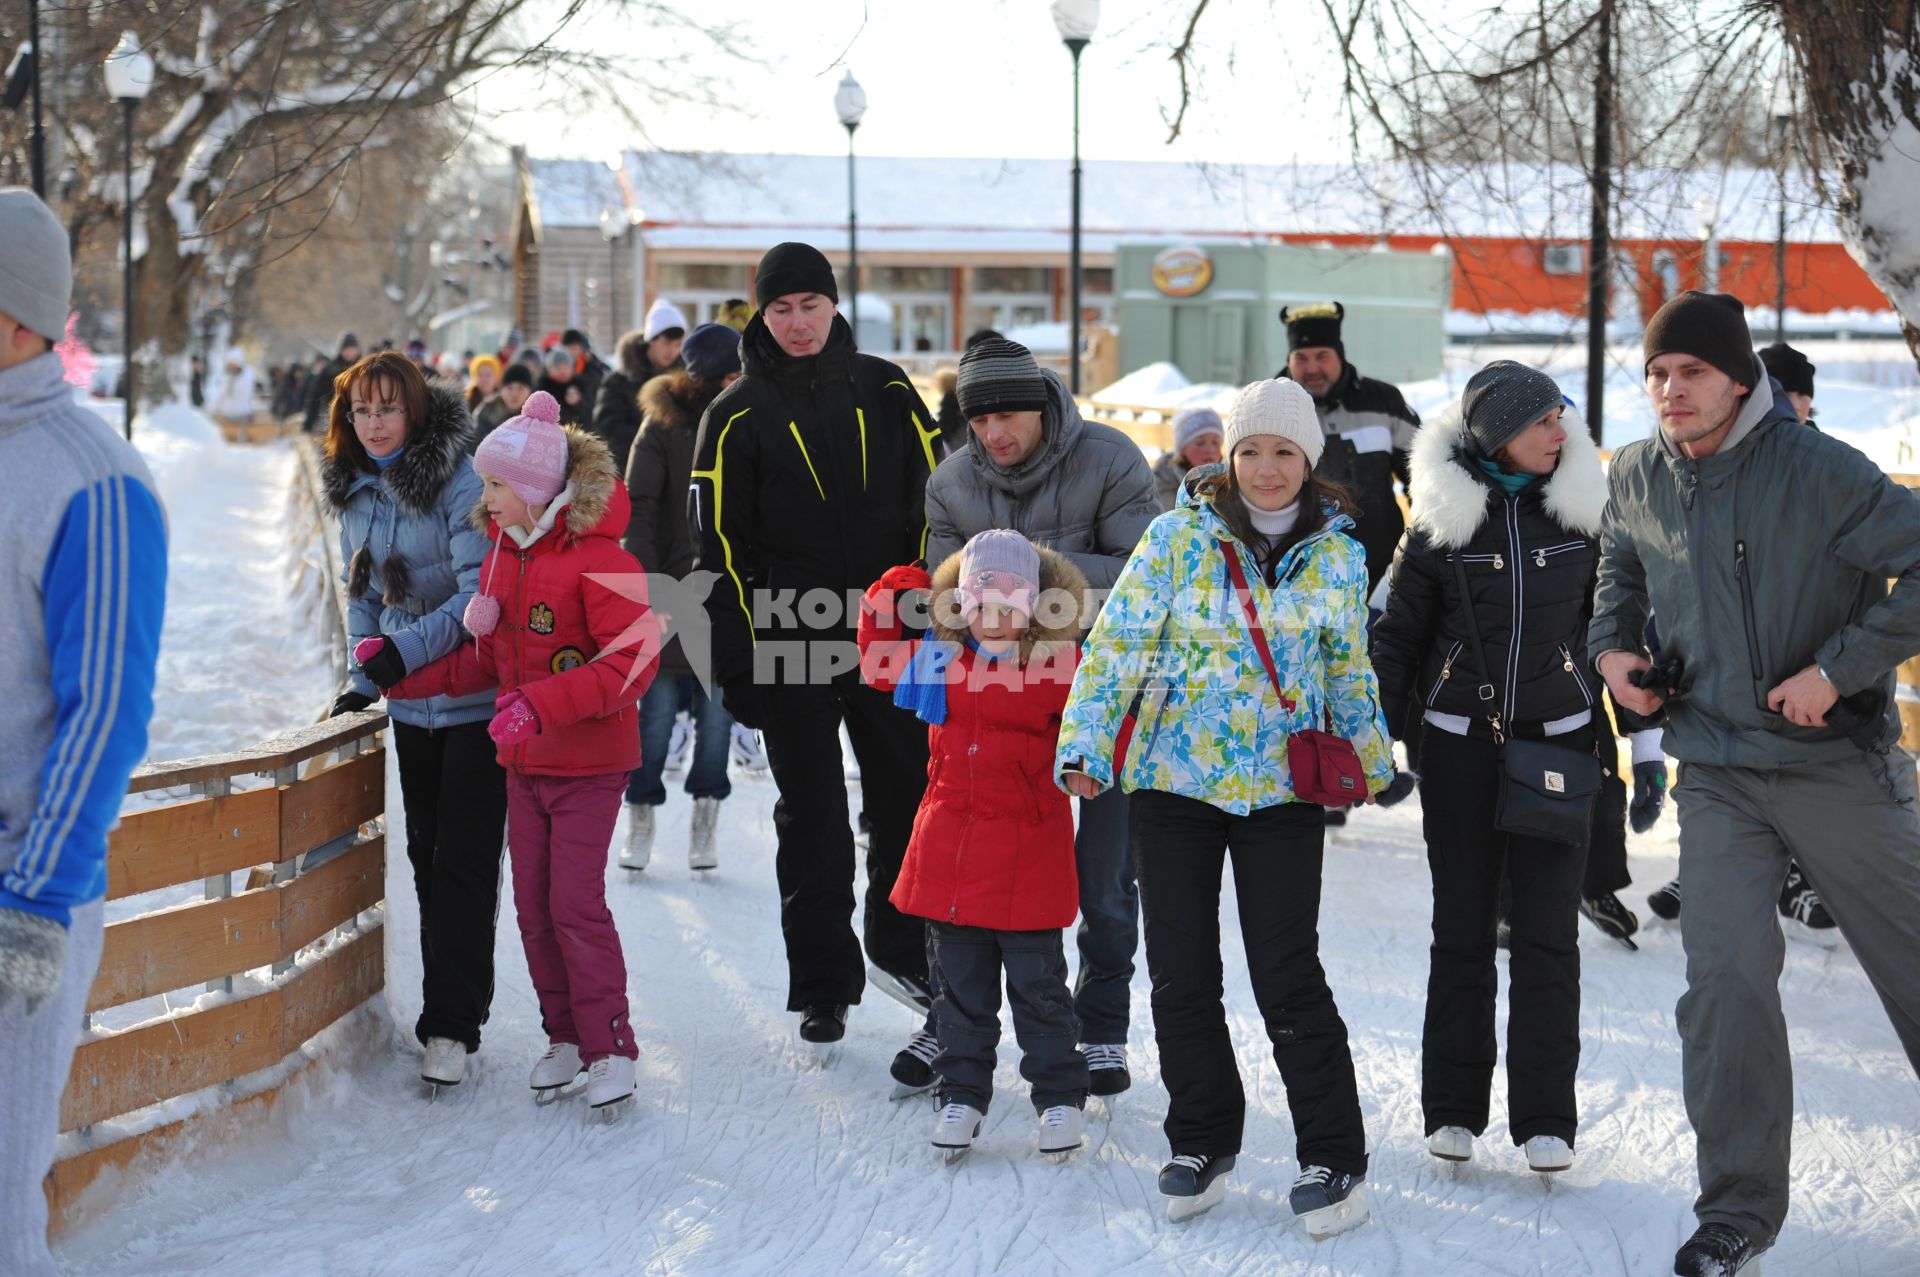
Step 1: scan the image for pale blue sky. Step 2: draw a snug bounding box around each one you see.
[478,0,1365,165]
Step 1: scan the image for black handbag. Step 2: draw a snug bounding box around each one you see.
[1450,556,1600,847]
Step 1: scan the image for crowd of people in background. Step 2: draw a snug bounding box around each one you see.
[7,182,1920,1277]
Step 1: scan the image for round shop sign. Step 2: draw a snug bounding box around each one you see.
[1152,245,1214,298]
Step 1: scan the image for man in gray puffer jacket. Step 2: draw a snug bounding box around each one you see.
[1591,290,1920,1277]
[925,337,1158,1097]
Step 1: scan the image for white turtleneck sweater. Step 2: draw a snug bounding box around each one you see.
[1246,498,1300,550]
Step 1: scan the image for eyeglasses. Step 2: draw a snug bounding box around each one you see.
[350,405,404,423]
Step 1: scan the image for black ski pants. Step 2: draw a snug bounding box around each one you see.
[392,720,508,1052]
[927,922,1088,1113]
[1131,789,1367,1173]
[1419,723,1589,1146]
[761,678,930,1010]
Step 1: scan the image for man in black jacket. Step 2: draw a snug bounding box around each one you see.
[302,332,360,433]
[563,327,610,424]
[690,241,944,1054]
[1277,302,1420,593]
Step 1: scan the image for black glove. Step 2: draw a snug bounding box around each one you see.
[330,689,377,718]
[1823,686,1891,752]
[358,635,408,689]
[1374,770,1418,808]
[1628,655,1687,702]
[721,677,764,731]
[1629,760,1668,834]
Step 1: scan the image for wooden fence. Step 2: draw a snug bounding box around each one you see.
[43,711,388,1230]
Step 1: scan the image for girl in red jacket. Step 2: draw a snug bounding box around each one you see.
[365,391,659,1119]
[857,529,1090,1159]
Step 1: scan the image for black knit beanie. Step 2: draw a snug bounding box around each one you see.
[1461,361,1566,457]
[956,338,1049,420]
[1643,291,1757,388]
[1281,302,1346,358]
[754,242,838,307]
[502,363,534,388]
[1758,341,1815,399]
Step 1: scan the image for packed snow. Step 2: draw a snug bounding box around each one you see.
[46,381,1920,1276]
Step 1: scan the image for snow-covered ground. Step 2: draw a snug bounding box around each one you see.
[48,388,1920,1276]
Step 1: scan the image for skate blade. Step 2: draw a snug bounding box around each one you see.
[689,862,718,873]
[590,1095,634,1124]
[1040,1142,1082,1161]
[1429,1150,1470,1163]
[1299,1187,1370,1240]
[890,1079,936,1102]
[618,861,648,873]
[866,963,932,1014]
[532,1074,586,1105]
[798,1038,844,1068]
[1166,1176,1227,1223]
[936,1144,973,1165]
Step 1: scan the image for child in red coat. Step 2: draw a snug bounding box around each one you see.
[857,529,1091,1157]
[366,391,659,1118]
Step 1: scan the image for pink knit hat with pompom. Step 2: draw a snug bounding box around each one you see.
[473,390,569,505]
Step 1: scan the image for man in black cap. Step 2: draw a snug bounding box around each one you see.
[1276,302,1421,592]
[1593,290,1920,1276]
[303,331,361,433]
[1757,341,1815,426]
[690,240,944,1066]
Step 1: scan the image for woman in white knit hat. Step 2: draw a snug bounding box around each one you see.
[1055,377,1402,1235]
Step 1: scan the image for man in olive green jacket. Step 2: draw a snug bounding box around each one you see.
[1591,291,1920,1276]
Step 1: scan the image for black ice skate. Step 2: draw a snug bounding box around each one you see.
[1674,1221,1770,1276]
[1580,892,1640,950]
[889,1030,939,1101]
[1289,1165,1370,1239]
[1158,1153,1234,1222]
[1778,866,1839,948]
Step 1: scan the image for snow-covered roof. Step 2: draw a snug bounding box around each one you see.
[523,152,1845,246]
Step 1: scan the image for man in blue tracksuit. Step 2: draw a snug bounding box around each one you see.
[0,188,167,1273]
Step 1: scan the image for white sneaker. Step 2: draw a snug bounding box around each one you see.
[620,803,654,871]
[931,1102,984,1154]
[730,724,768,771]
[1525,1135,1573,1173]
[586,1055,636,1110]
[689,796,720,871]
[420,1037,466,1087]
[1428,1126,1473,1162]
[1038,1105,1084,1154]
[530,1041,584,1100]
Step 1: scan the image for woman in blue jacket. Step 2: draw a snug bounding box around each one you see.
[322,350,504,1091]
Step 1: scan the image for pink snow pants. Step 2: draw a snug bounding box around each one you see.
[506,770,637,1063]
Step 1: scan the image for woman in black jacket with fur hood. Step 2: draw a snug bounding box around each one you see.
[618,323,740,874]
[1371,361,1661,1181]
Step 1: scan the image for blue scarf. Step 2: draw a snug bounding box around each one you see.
[892,640,962,725]
[1475,455,1537,497]
[370,444,408,471]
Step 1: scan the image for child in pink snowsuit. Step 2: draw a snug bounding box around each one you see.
[370,391,659,1111]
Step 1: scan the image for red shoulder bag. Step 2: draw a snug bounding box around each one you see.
[1220,539,1369,807]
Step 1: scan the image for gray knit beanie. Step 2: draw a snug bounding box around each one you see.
[0,188,72,341]
[1172,406,1224,457]
[1460,361,1565,457]
[958,528,1041,618]
[956,338,1049,420]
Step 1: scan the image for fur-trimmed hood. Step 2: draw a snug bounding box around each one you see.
[638,369,722,432]
[322,382,476,515]
[1406,400,1606,550]
[615,329,651,380]
[470,425,628,545]
[924,544,1090,662]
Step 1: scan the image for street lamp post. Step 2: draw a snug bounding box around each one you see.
[105,31,154,440]
[28,0,45,196]
[600,205,623,339]
[1052,0,1098,393]
[835,71,866,339]
[1770,71,1794,344]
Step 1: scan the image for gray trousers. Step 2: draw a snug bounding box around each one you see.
[1673,752,1920,1241]
[2,899,104,1276]
[928,921,1089,1113]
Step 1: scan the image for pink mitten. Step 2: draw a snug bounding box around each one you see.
[352,636,386,664]
[464,593,501,637]
[487,691,541,746]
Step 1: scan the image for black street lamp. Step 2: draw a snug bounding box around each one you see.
[1052,0,1099,393]
[1770,71,1795,345]
[28,0,45,196]
[105,31,153,440]
[835,71,866,337]
[600,205,623,339]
